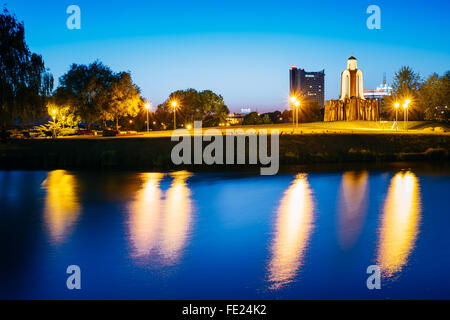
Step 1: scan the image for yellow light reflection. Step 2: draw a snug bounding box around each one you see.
[160,171,193,265]
[268,174,315,290]
[42,170,80,244]
[128,173,164,259]
[337,171,369,250]
[376,172,421,277]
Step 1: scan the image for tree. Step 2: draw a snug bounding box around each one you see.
[46,101,80,128]
[419,71,450,121]
[391,66,423,120]
[243,112,263,125]
[299,100,322,122]
[104,72,142,130]
[156,89,229,128]
[55,61,114,130]
[392,66,422,94]
[0,7,53,132]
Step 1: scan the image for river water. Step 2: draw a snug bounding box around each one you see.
[0,164,449,299]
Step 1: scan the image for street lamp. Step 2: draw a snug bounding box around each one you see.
[145,103,151,133]
[394,102,400,131]
[403,103,408,131]
[52,109,57,139]
[294,101,300,128]
[171,100,178,130]
[404,99,411,131]
[290,96,298,128]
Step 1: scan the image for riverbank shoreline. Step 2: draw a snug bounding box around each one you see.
[1,133,449,171]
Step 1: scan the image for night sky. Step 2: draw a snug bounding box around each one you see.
[5,0,450,112]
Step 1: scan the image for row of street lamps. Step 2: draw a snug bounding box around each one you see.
[288,95,413,133]
[144,100,180,133]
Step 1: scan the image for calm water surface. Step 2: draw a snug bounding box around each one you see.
[0,165,449,299]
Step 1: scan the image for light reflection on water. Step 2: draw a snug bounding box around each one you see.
[337,171,369,250]
[128,173,164,260]
[41,170,81,244]
[267,174,315,290]
[128,171,193,266]
[376,171,421,277]
[0,166,446,299]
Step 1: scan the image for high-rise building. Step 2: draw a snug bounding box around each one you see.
[289,67,325,108]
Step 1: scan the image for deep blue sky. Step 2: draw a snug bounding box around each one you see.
[5,0,450,112]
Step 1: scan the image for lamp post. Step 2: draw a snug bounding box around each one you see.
[294,101,300,128]
[171,100,178,130]
[145,103,151,133]
[403,99,411,131]
[290,96,297,128]
[394,102,400,131]
[403,103,408,131]
[52,109,57,138]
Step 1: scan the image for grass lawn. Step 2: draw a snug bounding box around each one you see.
[58,120,449,139]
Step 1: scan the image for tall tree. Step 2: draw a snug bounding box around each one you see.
[391,66,423,120]
[392,66,422,94]
[419,71,450,121]
[104,72,142,131]
[156,89,229,128]
[55,61,114,130]
[0,7,53,131]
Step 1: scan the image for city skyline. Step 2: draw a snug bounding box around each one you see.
[5,0,450,112]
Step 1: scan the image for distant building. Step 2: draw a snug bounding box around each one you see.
[364,75,393,100]
[226,113,245,125]
[290,67,325,107]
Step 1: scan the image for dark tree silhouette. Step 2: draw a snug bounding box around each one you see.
[0,7,53,135]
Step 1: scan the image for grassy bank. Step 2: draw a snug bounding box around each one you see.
[0,132,449,170]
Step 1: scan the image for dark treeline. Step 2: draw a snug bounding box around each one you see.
[1,6,448,140]
[383,66,449,121]
[0,7,229,138]
[0,7,53,133]
[153,89,229,130]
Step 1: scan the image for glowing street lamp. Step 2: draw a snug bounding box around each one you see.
[145,103,151,133]
[171,100,179,130]
[52,109,57,139]
[290,96,298,127]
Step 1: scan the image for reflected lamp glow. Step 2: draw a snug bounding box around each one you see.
[41,170,80,244]
[267,174,315,290]
[376,172,421,277]
[128,173,164,260]
[160,171,193,265]
[337,171,369,249]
